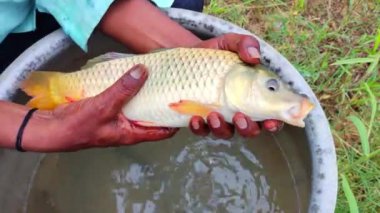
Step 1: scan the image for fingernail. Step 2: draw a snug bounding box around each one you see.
[236,117,248,129]
[130,67,143,79]
[210,115,221,128]
[192,120,200,130]
[247,47,260,58]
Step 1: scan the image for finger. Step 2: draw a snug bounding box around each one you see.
[262,119,284,132]
[233,112,261,138]
[207,112,234,139]
[219,33,261,64]
[129,126,179,145]
[197,33,261,64]
[189,116,210,136]
[235,35,261,65]
[94,64,148,116]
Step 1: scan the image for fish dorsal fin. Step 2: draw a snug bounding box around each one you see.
[81,52,135,69]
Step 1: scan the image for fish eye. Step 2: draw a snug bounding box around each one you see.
[266,79,279,92]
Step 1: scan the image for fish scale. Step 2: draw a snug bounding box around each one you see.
[57,48,240,126]
[137,49,237,126]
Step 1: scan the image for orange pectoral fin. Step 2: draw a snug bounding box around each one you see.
[169,100,219,117]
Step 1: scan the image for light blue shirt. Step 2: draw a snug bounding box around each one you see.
[0,0,174,51]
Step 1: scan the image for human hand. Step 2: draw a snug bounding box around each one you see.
[23,64,178,152]
[189,33,284,139]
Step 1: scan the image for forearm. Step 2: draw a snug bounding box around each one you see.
[99,0,202,53]
[0,101,53,151]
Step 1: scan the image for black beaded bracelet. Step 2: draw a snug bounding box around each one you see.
[16,108,38,152]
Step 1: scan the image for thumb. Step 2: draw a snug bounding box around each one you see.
[94,64,148,116]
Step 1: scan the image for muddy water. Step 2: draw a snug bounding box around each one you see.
[14,33,311,212]
[26,127,310,213]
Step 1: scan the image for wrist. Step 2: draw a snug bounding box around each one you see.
[0,101,74,152]
[21,110,69,152]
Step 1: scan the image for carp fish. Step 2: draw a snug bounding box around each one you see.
[20,48,314,128]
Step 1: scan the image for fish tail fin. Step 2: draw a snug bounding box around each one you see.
[21,71,82,110]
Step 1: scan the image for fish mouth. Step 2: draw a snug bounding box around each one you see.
[286,98,315,127]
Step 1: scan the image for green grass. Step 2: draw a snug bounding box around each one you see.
[204,0,380,212]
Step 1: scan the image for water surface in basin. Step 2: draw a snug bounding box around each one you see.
[10,33,311,213]
[26,127,310,213]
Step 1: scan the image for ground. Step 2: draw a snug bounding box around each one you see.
[204,0,380,212]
